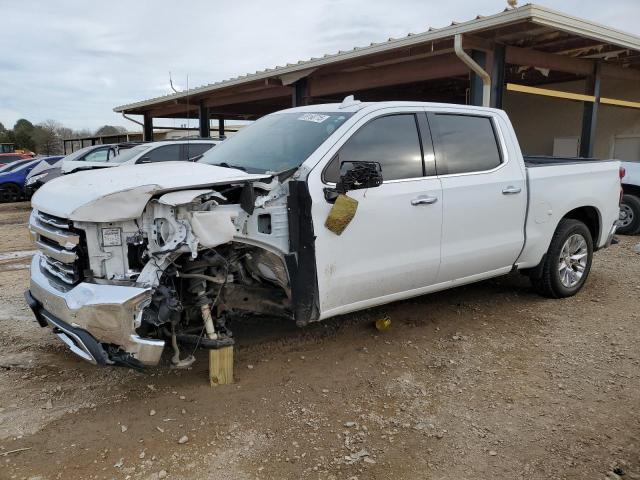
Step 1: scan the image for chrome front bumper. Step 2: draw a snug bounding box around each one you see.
[26,253,165,366]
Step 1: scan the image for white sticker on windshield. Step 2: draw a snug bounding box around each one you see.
[298,113,330,123]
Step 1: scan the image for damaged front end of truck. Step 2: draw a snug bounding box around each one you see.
[25,164,319,369]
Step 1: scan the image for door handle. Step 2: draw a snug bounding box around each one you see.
[411,195,438,206]
[502,186,522,195]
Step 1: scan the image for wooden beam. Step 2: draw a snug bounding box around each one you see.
[507,82,640,110]
[600,63,640,82]
[203,86,292,108]
[506,45,594,75]
[209,347,233,386]
[149,103,198,117]
[309,53,467,97]
[264,77,283,87]
[462,34,494,52]
[600,97,640,109]
[506,45,640,82]
[506,83,595,102]
[318,39,454,75]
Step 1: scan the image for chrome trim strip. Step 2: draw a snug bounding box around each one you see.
[35,211,70,230]
[41,258,76,285]
[29,220,79,248]
[35,240,77,264]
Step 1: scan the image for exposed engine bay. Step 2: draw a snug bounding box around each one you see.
[29,173,317,369]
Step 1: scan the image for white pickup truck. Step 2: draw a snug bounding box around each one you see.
[619,161,640,234]
[25,100,621,369]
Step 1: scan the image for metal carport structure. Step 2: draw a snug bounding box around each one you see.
[114,4,640,158]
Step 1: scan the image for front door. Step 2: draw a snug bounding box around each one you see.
[308,111,443,319]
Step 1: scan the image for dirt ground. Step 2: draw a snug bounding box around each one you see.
[0,201,638,480]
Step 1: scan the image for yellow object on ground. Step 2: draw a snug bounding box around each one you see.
[375,317,392,331]
[209,346,234,386]
[325,194,358,235]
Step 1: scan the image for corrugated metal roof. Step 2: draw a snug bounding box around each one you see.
[114,3,640,113]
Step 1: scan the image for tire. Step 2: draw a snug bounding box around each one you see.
[617,194,640,235]
[530,219,593,299]
[0,183,22,203]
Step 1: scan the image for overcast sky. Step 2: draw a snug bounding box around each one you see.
[1,0,638,131]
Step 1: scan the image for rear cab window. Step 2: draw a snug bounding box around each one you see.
[427,113,502,175]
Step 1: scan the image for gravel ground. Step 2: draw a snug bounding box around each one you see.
[0,201,638,480]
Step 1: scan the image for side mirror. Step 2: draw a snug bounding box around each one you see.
[336,161,383,194]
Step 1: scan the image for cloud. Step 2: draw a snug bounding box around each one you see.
[1,0,638,131]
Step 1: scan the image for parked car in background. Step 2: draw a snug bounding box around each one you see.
[23,156,64,196]
[618,161,640,234]
[57,144,120,175]
[0,157,58,202]
[0,152,33,167]
[59,139,221,174]
[25,100,621,368]
[25,143,143,194]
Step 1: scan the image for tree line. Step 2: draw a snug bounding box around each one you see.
[0,120,128,156]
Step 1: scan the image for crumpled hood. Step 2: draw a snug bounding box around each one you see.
[27,159,58,179]
[32,161,269,222]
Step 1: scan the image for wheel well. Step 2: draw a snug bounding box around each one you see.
[562,206,600,243]
[622,184,640,198]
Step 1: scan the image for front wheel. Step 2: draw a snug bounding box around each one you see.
[617,194,640,235]
[530,219,593,298]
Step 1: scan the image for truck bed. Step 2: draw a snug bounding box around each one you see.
[517,156,621,268]
[523,155,614,167]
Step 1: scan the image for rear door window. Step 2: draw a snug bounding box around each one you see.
[324,114,424,183]
[429,114,502,175]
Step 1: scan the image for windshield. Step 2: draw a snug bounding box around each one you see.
[110,144,152,163]
[199,112,353,173]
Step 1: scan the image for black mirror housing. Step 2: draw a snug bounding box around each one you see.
[336,161,383,194]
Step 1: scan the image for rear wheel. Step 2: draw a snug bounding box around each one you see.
[617,194,640,235]
[530,219,593,298]
[0,183,22,203]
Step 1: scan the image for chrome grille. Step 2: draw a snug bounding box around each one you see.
[30,210,84,285]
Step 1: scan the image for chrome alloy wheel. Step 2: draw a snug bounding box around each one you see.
[619,204,634,228]
[558,233,588,288]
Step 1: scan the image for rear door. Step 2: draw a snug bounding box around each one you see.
[428,111,526,282]
[309,109,443,318]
